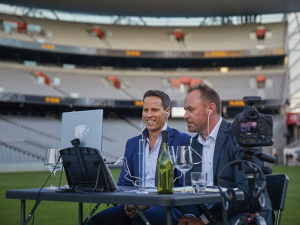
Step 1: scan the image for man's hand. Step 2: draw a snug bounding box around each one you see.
[178,216,205,225]
[124,205,150,219]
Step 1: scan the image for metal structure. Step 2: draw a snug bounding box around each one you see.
[0,0,300,18]
[288,13,300,113]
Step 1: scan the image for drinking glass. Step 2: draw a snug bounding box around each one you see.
[168,146,176,169]
[44,149,62,189]
[175,146,193,193]
[191,172,207,194]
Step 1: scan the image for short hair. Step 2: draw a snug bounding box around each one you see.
[143,90,170,110]
[188,84,221,114]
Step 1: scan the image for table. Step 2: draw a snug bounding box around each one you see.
[6,186,244,225]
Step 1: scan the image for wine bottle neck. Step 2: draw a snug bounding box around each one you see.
[162,130,168,144]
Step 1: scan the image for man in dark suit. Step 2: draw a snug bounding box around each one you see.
[87,90,190,225]
[177,84,273,225]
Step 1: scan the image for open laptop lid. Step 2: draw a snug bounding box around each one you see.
[60,109,103,151]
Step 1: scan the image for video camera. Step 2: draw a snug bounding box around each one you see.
[230,96,273,147]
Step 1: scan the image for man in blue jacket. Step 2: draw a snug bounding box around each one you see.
[177,84,273,225]
[87,90,190,225]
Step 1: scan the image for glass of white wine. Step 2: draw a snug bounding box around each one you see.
[44,149,62,189]
[176,146,193,193]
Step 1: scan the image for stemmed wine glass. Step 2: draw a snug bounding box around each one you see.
[168,146,176,169]
[175,146,193,193]
[44,149,62,189]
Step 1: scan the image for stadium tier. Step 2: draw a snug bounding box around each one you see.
[0,66,65,97]
[0,13,286,52]
[0,63,287,101]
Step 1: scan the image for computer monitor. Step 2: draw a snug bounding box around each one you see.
[60,109,103,151]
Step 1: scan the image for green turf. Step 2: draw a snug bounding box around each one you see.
[1,166,299,224]
[271,166,300,225]
[1,169,121,225]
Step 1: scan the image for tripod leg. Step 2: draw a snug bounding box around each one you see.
[221,202,228,225]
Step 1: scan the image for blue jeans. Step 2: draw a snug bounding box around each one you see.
[86,205,181,225]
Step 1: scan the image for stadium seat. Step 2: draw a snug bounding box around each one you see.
[266,174,289,225]
[256,26,266,40]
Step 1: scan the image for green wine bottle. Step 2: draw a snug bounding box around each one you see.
[157,130,174,194]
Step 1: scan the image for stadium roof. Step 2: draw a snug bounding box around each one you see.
[1,0,300,17]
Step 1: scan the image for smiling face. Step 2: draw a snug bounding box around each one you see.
[184,89,209,134]
[143,96,170,135]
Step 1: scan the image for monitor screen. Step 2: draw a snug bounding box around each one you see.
[240,122,257,133]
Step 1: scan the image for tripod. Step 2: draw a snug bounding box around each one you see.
[235,163,266,225]
[235,147,275,225]
[218,147,275,225]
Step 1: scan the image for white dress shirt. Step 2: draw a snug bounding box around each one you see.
[196,117,222,224]
[197,117,222,186]
[144,122,168,187]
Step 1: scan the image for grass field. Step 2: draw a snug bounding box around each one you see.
[1,166,299,225]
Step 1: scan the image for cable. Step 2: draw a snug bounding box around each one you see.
[31,156,62,225]
[117,156,139,187]
[216,160,266,212]
[207,110,211,150]
[189,137,203,165]
[141,116,145,139]
[173,170,183,183]
[217,160,266,190]
[207,111,210,142]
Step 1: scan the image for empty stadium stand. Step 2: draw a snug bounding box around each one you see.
[45,70,130,99]
[0,62,287,102]
[0,66,64,97]
[0,13,286,52]
[0,115,144,171]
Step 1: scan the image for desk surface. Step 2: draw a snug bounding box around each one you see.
[6,186,244,207]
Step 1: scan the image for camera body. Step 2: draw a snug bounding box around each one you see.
[231,96,273,147]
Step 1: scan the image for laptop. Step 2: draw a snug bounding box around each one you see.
[60,109,103,151]
[59,109,118,192]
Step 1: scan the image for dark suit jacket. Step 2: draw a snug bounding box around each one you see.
[183,118,274,225]
[118,126,191,187]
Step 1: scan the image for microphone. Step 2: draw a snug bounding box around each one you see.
[262,167,273,175]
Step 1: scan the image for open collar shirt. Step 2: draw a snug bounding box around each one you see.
[197,117,222,186]
[142,122,168,187]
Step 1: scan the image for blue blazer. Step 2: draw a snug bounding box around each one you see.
[118,126,191,187]
[183,118,273,224]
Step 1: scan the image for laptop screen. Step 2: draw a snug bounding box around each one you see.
[60,109,103,151]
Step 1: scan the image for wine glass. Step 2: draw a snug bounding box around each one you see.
[44,149,62,189]
[176,146,193,193]
[168,146,176,169]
